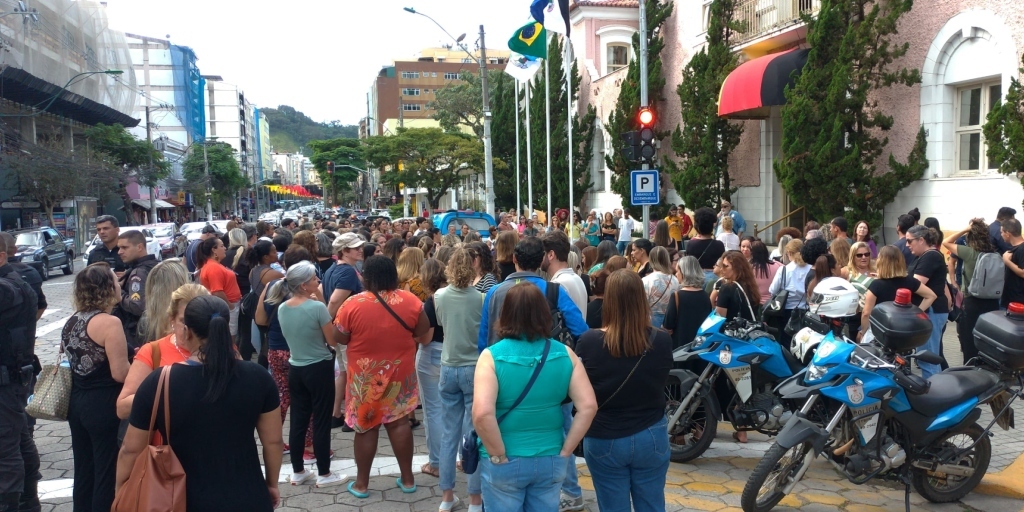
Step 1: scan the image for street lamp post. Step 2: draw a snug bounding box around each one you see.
[337,164,375,210]
[404,7,494,218]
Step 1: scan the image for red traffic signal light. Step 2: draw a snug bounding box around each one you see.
[638,107,654,127]
[327,161,334,174]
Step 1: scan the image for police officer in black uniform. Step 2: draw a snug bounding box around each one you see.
[86,215,126,274]
[0,233,45,320]
[114,230,158,353]
[0,234,42,512]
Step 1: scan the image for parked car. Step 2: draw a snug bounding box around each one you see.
[83,227,162,264]
[143,223,187,258]
[431,210,497,240]
[11,227,75,281]
[370,209,391,219]
[181,220,230,242]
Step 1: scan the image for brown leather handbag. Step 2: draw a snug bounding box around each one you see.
[112,365,187,512]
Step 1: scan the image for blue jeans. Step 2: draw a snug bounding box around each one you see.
[481,455,567,512]
[616,240,629,255]
[703,270,717,288]
[561,403,582,498]
[584,417,670,512]
[651,313,665,329]
[921,310,948,378]
[416,341,443,467]
[439,365,481,495]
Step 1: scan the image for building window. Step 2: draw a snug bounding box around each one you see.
[488,58,499,64]
[462,58,474,63]
[402,88,421,96]
[955,81,1001,173]
[592,124,606,191]
[431,72,437,77]
[402,103,422,111]
[444,72,460,80]
[607,44,630,73]
[401,71,420,79]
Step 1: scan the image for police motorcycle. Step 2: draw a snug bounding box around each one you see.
[666,277,864,462]
[740,289,1019,512]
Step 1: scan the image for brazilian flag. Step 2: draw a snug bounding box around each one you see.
[508,21,546,59]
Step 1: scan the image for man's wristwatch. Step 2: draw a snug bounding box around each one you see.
[489,454,509,464]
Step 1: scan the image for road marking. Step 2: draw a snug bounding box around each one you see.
[40,308,61,318]
[35,317,70,337]
[41,281,71,287]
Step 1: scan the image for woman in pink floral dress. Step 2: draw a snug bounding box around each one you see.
[334,255,431,498]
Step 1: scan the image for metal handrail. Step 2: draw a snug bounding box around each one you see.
[754,206,805,238]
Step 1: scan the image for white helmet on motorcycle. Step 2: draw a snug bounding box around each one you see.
[808,277,860,318]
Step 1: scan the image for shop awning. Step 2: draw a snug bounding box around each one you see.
[0,67,140,127]
[718,48,810,119]
[131,199,175,209]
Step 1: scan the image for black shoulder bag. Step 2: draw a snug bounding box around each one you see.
[461,338,551,474]
[372,291,415,333]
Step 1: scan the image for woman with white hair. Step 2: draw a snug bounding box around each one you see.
[663,256,713,348]
[267,261,346,487]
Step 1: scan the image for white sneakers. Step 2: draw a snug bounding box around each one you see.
[290,470,348,488]
[315,471,348,488]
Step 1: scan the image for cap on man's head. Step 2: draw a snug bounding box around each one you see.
[332,232,365,253]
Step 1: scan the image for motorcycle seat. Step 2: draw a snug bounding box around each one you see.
[906,368,999,417]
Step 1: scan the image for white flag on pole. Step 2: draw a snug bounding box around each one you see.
[505,52,542,82]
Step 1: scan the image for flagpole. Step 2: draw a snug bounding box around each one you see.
[526,78,533,216]
[565,36,573,223]
[544,31,552,226]
[515,79,522,218]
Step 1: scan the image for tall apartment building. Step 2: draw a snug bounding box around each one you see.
[367,46,510,136]
[255,109,273,182]
[204,76,259,183]
[124,33,205,209]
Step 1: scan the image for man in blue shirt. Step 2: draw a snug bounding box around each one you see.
[476,236,589,511]
[716,200,746,238]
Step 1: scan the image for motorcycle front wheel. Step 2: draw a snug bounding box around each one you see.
[741,441,812,512]
[665,377,718,463]
[912,423,991,503]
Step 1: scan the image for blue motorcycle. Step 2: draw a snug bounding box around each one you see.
[741,294,1015,512]
[667,314,806,462]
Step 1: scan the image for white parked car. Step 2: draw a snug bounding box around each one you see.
[370,209,392,219]
[181,220,230,242]
[142,223,187,258]
[83,227,162,263]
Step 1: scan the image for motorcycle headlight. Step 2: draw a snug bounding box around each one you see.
[690,335,707,349]
[806,363,835,382]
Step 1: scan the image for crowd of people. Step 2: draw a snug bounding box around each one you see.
[2,200,1024,512]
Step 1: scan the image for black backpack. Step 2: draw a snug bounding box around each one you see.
[545,282,578,349]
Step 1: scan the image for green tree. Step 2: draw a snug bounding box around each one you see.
[364,127,486,212]
[84,123,170,225]
[984,55,1024,204]
[4,138,110,225]
[182,142,247,211]
[522,36,597,213]
[604,0,673,217]
[665,0,743,209]
[307,138,363,206]
[775,0,926,229]
[428,70,500,138]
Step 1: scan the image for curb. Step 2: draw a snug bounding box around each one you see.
[976,452,1024,499]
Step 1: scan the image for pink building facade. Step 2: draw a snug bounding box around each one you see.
[571,0,1024,240]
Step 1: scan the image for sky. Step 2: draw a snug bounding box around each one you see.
[106,0,532,126]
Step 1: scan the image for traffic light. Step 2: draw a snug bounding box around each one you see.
[638,107,656,163]
[327,161,334,174]
[620,131,640,162]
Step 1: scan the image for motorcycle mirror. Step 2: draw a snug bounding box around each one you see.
[912,351,944,365]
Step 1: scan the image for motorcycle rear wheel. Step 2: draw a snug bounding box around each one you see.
[741,441,812,512]
[912,423,990,503]
[665,378,718,463]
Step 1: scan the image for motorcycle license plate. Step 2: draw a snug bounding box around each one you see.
[850,404,881,444]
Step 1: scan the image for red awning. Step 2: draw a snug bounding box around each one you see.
[718,48,810,119]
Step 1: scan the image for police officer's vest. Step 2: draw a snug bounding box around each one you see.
[0,264,39,370]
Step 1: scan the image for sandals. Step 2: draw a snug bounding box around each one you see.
[421,463,440,477]
[347,481,370,499]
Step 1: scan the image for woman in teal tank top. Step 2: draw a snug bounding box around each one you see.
[472,282,597,512]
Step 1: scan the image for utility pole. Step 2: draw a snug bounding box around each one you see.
[478,24,495,218]
[639,0,650,234]
[146,106,156,224]
[203,141,213,220]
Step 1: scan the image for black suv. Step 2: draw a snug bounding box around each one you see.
[11,227,75,280]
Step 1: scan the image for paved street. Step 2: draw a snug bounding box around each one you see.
[27,270,1024,511]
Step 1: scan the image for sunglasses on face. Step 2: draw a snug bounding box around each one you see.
[856,253,871,258]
